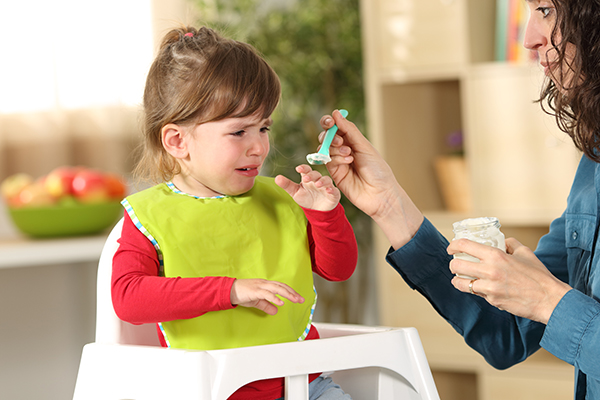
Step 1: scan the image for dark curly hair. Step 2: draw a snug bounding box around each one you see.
[540,0,600,161]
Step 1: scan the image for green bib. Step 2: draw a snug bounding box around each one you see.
[122,177,317,350]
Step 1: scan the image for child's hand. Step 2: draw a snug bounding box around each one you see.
[230,279,305,315]
[275,164,341,211]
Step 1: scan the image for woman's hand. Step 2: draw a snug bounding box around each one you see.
[319,110,424,248]
[447,237,571,324]
[275,164,340,211]
[319,110,398,218]
[230,279,305,316]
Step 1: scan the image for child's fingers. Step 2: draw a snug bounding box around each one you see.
[295,164,313,175]
[274,174,301,197]
[301,170,325,184]
[274,174,294,190]
[314,175,334,188]
[257,288,286,307]
[249,283,304,315]
[232,279,304,306]
[253,299,279,315]
[266,281,305,303]
[294,165,333,187]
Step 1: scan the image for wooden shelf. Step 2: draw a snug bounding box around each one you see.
[377,65,464,85]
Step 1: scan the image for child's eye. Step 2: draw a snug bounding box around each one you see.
[261,127,271,133]
[231,130,245,137]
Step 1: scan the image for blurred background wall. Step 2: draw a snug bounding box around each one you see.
[0,0,580,399]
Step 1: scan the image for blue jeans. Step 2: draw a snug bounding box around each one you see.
[274,375,352,400]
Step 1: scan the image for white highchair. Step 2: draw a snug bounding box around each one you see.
[72,219,440,400]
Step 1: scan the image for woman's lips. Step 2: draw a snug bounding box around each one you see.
[540,61,556,77]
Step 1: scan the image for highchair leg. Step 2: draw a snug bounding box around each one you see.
[285,374,309,400]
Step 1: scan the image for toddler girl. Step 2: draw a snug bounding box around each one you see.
[112,26,357,400]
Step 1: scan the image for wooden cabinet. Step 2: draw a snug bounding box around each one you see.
[360,0,576,398]
[463,63,580,219]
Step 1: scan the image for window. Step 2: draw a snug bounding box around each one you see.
[0,0,153,113]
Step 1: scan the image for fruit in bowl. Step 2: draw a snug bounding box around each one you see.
[1,166,127,238]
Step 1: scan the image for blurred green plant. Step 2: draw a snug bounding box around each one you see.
[193,0,373,324]
[193,0,365,176]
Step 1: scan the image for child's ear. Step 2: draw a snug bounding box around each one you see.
[162,124,188,159]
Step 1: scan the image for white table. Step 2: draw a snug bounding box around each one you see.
[0,200,109,268]
[0,204,110,400]
[0,234,107,269]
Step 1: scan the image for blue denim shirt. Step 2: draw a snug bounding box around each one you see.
[387,155,600,399]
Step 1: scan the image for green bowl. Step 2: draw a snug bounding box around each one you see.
[8,201,123,238]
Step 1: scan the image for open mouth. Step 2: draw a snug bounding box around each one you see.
[235,166,260,177]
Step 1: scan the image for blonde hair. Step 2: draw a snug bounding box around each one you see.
[134,26,281,183]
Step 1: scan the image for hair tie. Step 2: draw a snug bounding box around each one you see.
[184,32,194,38]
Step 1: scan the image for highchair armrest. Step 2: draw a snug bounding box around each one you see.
[73,343,213,400]
[74,324,439,400]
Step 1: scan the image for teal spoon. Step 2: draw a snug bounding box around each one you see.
[306,109,349,165]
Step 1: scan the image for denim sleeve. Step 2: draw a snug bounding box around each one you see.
[535,212,600,380]
[387,218,545,370]
[537,215,600,378]
[542,289,600,378]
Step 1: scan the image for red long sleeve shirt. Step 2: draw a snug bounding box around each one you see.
[112,203,357,400]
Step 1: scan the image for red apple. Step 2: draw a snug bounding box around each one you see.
[1,173,34,207]
[104,173,127,200]
[72,169,111,204]
[45,166,80,198]
[18,180,57,207]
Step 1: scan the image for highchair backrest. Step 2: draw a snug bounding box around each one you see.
[95,218,161,346]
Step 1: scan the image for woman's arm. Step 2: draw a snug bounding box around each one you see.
[448,236,571,324]
[321,110,545,367]
[388,217,547,369]
[542,289,600,378]
[535,213,600,379]
[320,110,600,375]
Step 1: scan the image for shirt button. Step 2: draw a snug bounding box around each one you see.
[572,231,578,240]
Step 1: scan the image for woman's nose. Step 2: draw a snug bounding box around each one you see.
[523,19,547,51]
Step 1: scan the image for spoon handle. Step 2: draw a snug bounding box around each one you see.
[319,109,348,155]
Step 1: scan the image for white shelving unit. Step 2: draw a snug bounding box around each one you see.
[360,0,576,399]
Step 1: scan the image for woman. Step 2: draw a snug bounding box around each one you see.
[319,1,600,398]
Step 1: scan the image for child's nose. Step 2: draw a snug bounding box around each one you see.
[248,136,268,156]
